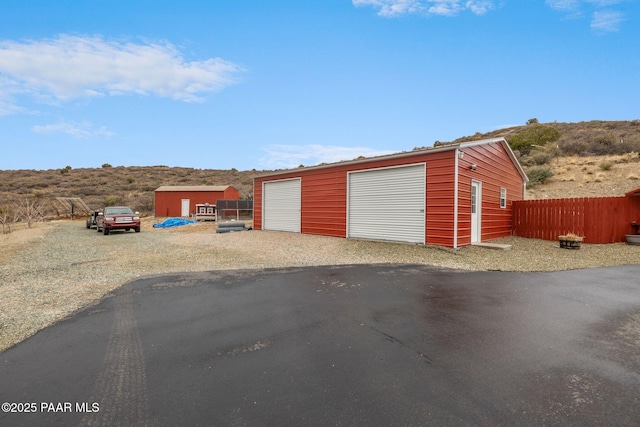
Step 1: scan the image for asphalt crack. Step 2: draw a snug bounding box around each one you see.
[365,323,435,364]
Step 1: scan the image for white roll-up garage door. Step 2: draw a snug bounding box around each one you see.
[348,163,425,243]
[263,178,301,233]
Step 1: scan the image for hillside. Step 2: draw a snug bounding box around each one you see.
[1,120,639,217]
[523,153,639,199]
[451,119,640,199]
[453,120,640,152]
[0,166,266,217]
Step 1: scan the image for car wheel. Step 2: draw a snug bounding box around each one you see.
[103,227,110,235]
[86,221,90,229]
[134,226,141,233]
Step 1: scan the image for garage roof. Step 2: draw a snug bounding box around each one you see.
[256,137,528,183]
[625,187,640,197]
[155,185,231,192]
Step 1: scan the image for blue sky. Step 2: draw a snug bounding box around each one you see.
[1,0,638,171]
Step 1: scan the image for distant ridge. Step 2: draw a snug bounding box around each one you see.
[1,120,639,215]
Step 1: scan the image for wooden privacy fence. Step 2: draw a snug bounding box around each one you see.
[512,196,640,243]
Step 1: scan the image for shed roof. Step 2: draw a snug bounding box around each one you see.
[155,185,231,192]
[625,187,640,197]
[255,137,528,182]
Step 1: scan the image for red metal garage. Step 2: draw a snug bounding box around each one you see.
[154,185,240,218]
[253,138,528,248]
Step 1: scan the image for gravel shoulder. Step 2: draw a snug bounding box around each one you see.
[1,218,639,353]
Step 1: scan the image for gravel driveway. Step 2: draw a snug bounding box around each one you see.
[1,218,639,353]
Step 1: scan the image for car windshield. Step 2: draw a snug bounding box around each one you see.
[105,207,134,215]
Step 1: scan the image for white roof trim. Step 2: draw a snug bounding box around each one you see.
[155,185,231,192]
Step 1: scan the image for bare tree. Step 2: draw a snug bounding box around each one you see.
[0,203,15,234]
[0,205,11,234]
[16,196,45,228]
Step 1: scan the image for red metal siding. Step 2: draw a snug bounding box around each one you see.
[457,144,524,245]
[254,182,263,230]
[154,190,238,217]
[301,169,346,237]
[424,153,456,247]
[254,166,350,238]
[254,151,457,244]
[223,187,240,200]
[254,141,524,248]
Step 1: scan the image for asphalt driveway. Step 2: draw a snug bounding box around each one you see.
[2,264,640,426]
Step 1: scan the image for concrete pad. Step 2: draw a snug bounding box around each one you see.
[472,242,512,250]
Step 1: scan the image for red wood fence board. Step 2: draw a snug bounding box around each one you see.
[513,196,640,243]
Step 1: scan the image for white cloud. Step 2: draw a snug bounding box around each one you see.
[427,1,462,16]
[352,0,425,16]
[586,0,623,6]
[352,0,495,17]
[259,144,395,169]
[0,75,33,115]
[465,1,495,15]
[0,99,29,116]
[0,34,244,108]
[546,0,580,12]
[32,121,114,139]
[591,9,624,32]
[354,0,626,29]
[547,0,624,10]
[546,0,626,32]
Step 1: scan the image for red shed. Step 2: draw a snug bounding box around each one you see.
[154,185,240,218]
[253,138,527,248]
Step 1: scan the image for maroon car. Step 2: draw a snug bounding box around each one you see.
[96,206,141,235]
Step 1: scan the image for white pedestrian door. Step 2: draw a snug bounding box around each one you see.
[181,199,190,217]
[263,179,301,233]
[471,181,481,243]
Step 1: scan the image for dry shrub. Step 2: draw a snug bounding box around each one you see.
[560,131,640,156]
[526,167,554,187]
[104,195,124,206]
[599,161,614,171]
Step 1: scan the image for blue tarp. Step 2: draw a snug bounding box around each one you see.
[153,218,198,228]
